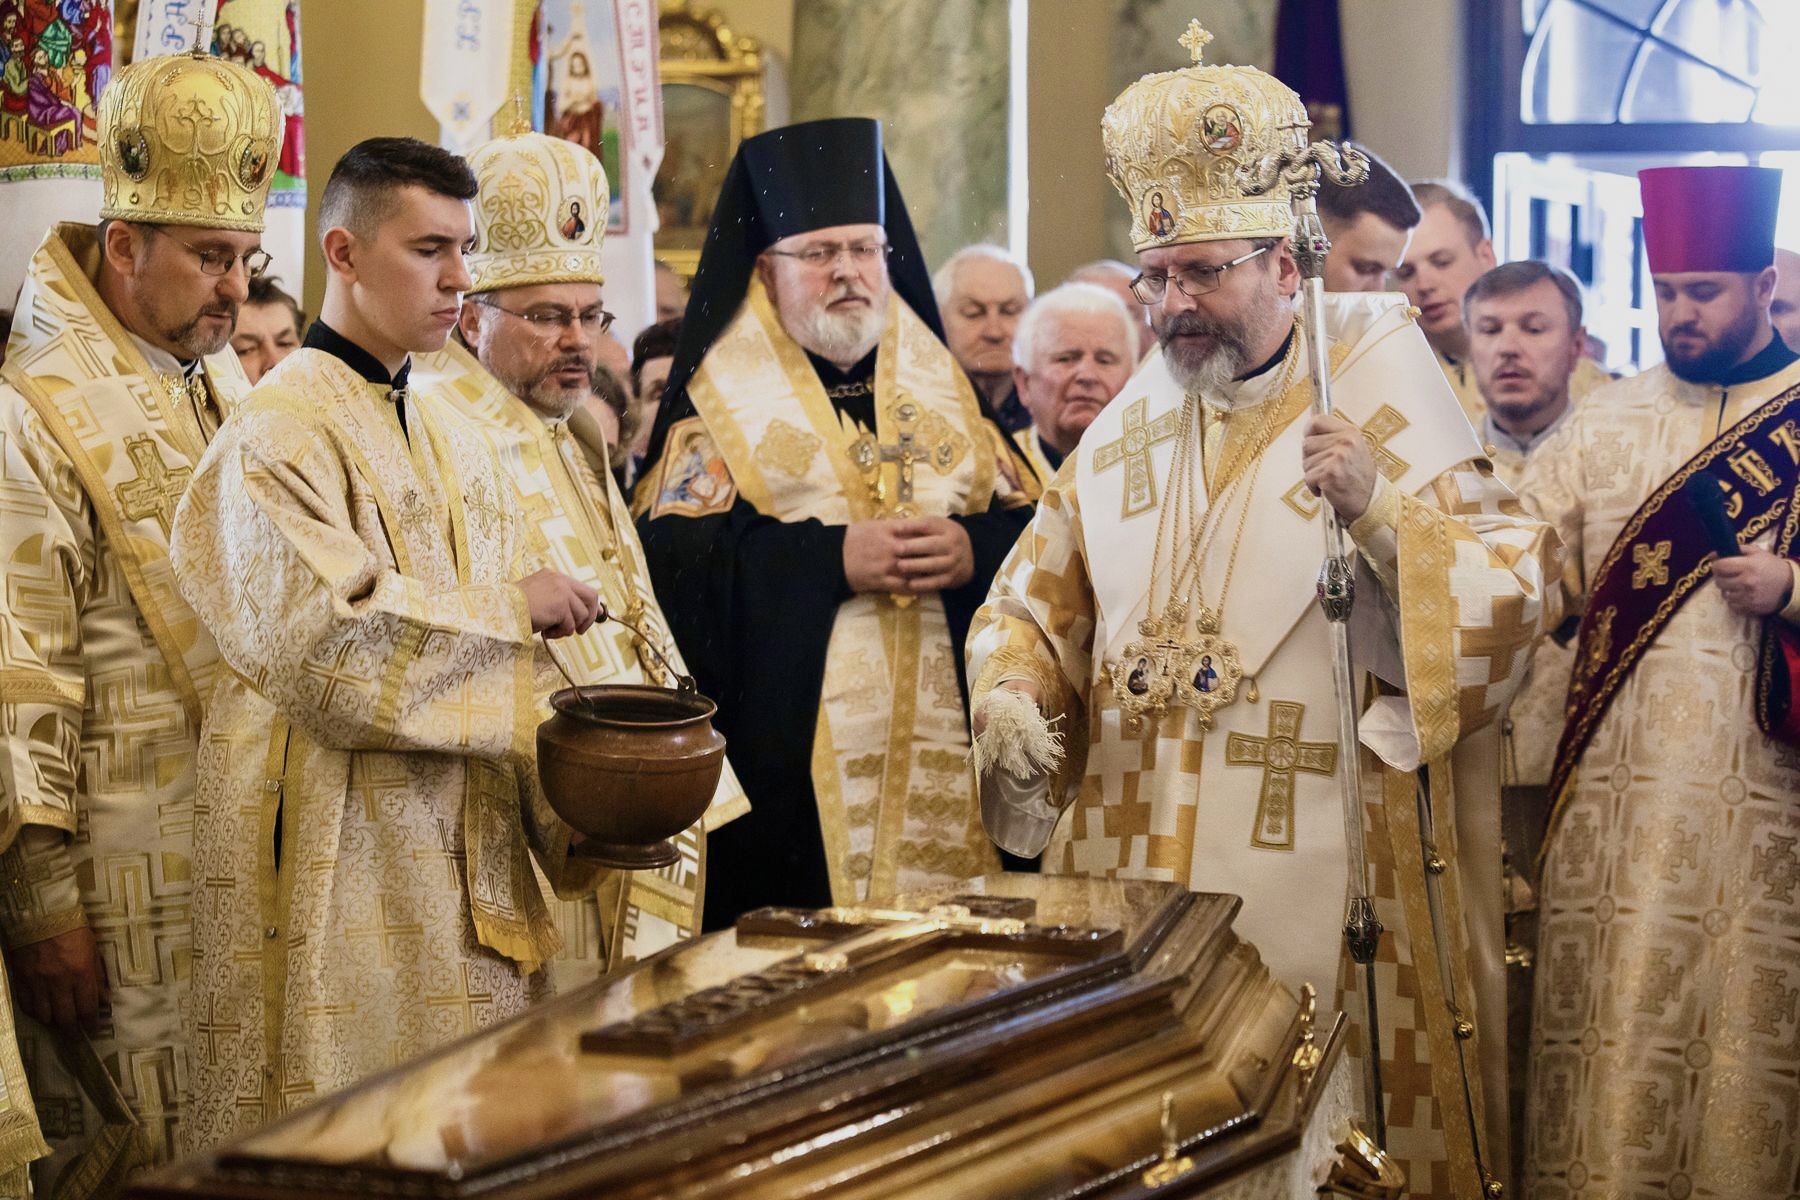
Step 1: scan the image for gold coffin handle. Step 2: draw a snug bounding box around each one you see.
[1317,1121,1408,1199]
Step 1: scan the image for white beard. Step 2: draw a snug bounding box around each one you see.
[789,297,885,364]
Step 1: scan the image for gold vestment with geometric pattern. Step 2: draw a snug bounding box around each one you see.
[415,341,750,978]
[0,223,252,1193]
[169,349,598,1154]
[1519,359,1800,1199]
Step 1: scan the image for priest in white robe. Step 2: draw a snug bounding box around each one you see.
[966,26,1559,1198]
[1520,165,1800,1200]
[0,47,280,1187]
[170,137,603,1152]
[415,127,748,978]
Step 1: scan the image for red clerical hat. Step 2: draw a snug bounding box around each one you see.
[1639,165,1783,274]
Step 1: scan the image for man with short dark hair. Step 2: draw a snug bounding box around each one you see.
[1464,260,1587,487]
[172,136,604,1150]
[0,47,279,1183]
[1316,142,1421,293]
[1519,166,1800,1199]
[1462,261,1590,1143]
[1400,181,1607,423]
[231,273,305,383]
[1396,181,1499,422]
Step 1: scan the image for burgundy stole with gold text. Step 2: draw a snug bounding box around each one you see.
[1549,382,1800,807]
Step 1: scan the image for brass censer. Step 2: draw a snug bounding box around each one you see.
[536,604,726,869]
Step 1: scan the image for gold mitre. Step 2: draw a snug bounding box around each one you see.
[99,46,282,232]
[1103,19,1309,251]
[467,128,610,295]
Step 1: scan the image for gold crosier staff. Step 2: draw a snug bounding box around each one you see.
[1236,136,1391,1146]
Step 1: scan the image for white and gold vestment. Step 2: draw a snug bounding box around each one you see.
[417,341,749,977]
[170,349,596,1151]
[1519,358,1800,1198]
[970,292,1558,1197]
[0,40,279,1188]
[1,223,251,1192]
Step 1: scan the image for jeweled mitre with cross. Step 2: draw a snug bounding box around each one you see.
[1102,19,1311,251]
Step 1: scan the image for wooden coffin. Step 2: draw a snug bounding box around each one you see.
[130,875,1400,1199]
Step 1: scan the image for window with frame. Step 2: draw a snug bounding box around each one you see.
[1467,1,1800,370]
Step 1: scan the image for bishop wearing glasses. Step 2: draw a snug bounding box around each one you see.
[0,46,280,1183]
[634,118,1039,928]
[413,128,747,976]
[967,35,1558,1196]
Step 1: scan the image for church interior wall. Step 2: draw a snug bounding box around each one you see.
[298,0,439,318]
[1341,0,1464,186]
[289,0,1464,315]
[705,0,1465,287]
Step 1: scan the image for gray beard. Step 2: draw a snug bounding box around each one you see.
[487,361,585,421]
[166,311,235,359]
[1162,342,1245,395]
[790,301,884,365]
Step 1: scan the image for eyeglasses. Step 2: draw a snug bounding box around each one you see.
[765,241,891,269]
[145,225,273,278]
[1129,245,1270,304]
[475,300,616,335]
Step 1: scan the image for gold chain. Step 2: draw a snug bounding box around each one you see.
[1148,325,1302,623]
[1186,335,1301,621]
[1189,414,1272,626]
[554,425,647,624]
[1173,336,1299,605]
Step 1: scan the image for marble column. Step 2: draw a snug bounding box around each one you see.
[790,0,1012,267]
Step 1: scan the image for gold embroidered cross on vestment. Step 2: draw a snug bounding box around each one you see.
[1632,540,1672,588]
[115,435,192,535]
[1225,700,1337,849]
[1359,404,1412,481]
[1093,396,1182,519]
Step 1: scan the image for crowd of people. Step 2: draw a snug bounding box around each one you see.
[0,26,1794,1200]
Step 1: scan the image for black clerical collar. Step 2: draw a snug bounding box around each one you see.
[1037,433,1066,472]
[807,346,877,393]
[304,320,411,393]
[1236,327,1296,382]
[1713,332,1800,388]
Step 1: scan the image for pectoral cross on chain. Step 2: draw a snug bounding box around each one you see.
[874,429,930,516]
[854,396,935,518]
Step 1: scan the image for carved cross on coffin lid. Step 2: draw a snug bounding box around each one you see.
[580,895,1124,1056]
